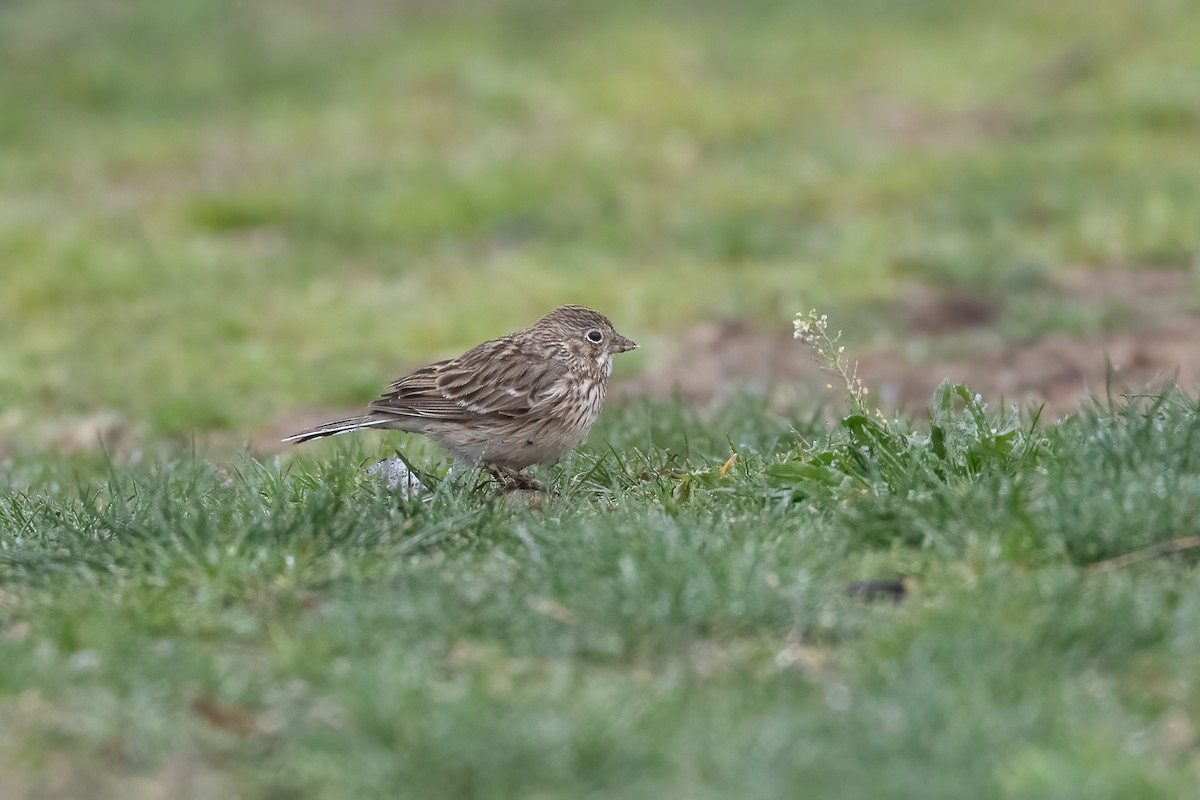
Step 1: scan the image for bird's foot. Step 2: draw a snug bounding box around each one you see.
[488,468,545,493]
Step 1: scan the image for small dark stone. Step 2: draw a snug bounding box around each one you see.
[845,579,909,604]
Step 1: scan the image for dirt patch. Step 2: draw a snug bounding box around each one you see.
[622,268,1200,417]
[1057,265,1194,301]
[863,320,1200,414]
[895,284,1001,335]
[622,316,1200,418]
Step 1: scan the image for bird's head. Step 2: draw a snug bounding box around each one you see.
[530,305,638,372]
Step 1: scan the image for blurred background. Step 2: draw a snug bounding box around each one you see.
[2,0,1199,453]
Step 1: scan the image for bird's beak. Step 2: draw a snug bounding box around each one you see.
[613,334,639,353]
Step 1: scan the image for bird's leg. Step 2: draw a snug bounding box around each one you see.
[510,472,545,492]
[487,466,544,493]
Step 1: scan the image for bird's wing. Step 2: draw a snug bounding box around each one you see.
[367,340,567,421]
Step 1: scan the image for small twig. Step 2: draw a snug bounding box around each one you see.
[1087,536,1200,573]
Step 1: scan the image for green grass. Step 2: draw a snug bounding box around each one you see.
[4,0,1200,795]
[3,0,1200,438]
[3,390,1200,798]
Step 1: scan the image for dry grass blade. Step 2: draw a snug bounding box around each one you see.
[1087,536,1200,574]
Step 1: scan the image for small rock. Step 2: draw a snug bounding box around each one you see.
[845,578,910,604]
[367,457,425,499]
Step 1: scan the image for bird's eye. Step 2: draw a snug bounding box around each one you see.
[586,329,604,344]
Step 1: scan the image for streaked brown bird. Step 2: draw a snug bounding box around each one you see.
[284,305,638,489]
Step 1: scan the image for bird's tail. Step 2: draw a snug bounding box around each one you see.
[282,414,392,444]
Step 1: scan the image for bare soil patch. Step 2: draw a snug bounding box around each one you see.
[622,268,1199,418]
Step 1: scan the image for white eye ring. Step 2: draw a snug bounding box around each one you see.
[586,330,604,344]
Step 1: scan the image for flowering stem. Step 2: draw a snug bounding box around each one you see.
[793,309,872,418]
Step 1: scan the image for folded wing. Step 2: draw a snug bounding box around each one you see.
[368,339,566,421]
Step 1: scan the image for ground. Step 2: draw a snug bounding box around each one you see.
[627,266,1200,416]
[23,263,1200,456]
[4,0,1200,452]
[3,1,1200,798]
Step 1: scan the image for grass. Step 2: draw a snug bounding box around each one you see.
[4,0,1200,795]
[4,388,1200,798]
[3,0,1200,437]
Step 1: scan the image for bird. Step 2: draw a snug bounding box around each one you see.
[283,305,638,490]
